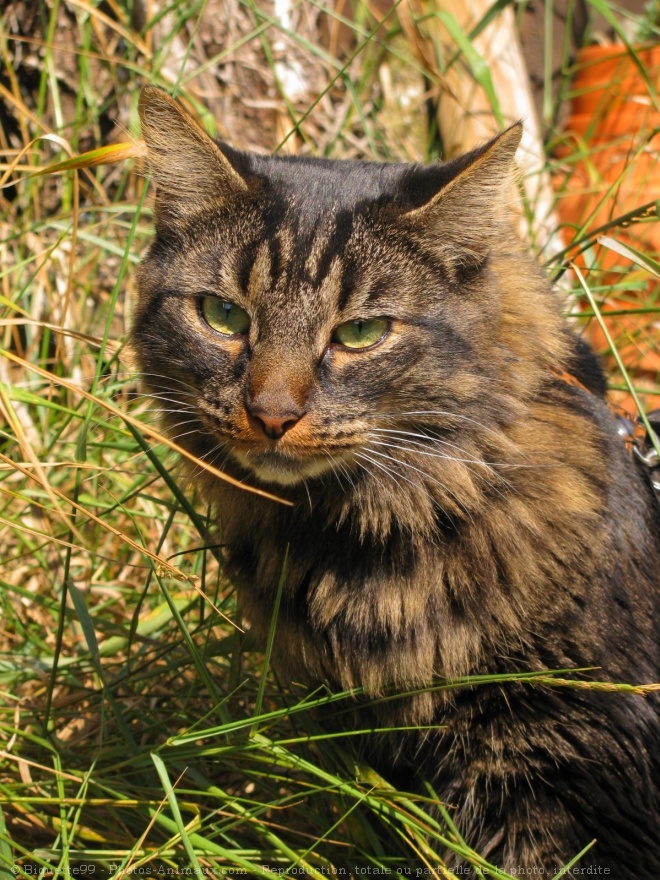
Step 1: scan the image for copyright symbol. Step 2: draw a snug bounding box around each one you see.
[11,868,19,875]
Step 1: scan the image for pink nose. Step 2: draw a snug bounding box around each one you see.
[248,407,304,440]
[245,382,307,439]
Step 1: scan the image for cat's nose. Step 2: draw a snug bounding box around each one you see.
[245,392,306,440]
[249,408,304,440]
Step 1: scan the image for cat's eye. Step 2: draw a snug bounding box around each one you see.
[201,297,250,336]
[332,318,389,350]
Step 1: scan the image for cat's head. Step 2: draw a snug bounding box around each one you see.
[132,87,546,498]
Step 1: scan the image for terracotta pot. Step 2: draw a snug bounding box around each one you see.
[556,44,660,248]
[568,45,660,117]
[554,43,660,404]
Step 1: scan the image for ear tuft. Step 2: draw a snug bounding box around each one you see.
[138,86,247,223]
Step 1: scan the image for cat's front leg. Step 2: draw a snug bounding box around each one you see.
[430,689,660,877]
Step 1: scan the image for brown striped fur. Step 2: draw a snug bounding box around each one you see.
[132,87,660,874]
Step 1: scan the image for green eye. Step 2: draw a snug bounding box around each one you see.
[332,318,389,350]
[201,298,250,336]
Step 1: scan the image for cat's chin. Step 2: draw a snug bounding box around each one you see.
[230,448,340,486]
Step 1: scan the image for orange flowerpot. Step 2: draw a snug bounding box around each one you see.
[554,44,660,405]
[568,44,660,117]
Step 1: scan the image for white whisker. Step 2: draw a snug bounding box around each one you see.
[366,436,514,497]
[354,451,411,494]
[368,437,488,468]
[363,446,474,521]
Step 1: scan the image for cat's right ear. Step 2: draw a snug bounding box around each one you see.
[138,86,248,227]
[399,124,522,279]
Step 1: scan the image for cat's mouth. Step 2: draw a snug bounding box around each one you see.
[230,446,348,486]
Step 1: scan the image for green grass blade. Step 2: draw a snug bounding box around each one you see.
[573,264,660,460]
[252,546,288,726]
[150,754,203,873]
[598,235,660,278]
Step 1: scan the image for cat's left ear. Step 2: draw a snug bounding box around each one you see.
[402,124,522,276]
[138,86,248,228]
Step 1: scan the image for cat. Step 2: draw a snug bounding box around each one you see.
[132,85,660,875]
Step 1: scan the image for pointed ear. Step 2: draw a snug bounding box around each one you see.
[138,86,248,226]
[402,124,523,277]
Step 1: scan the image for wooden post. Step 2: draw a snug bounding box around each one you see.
[403,0,560,253]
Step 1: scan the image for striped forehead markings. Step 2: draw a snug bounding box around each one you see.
[247,240,273,297]
[239,214,366,313]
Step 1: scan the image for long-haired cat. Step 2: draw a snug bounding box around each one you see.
[132,86,660,874]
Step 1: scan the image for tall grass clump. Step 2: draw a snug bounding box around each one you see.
[0,0,658,875]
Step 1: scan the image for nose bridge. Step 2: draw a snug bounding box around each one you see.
[244,272,327,438]
[245,343,315,439]
[248,342,313,405]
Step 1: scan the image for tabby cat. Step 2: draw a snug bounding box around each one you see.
[132,86,660,874]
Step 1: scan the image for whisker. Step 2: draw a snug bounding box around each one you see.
[188,440,231,483]
[368,437,490,469]
[372,438,514,500]
[366,409,517,446]
[371,429,540,471]
[135,372,202,394]
[166,425,207,444]
[354,451,412,494]
[141,408,199,419]
[368,426,487,457]
[364,446,474,520]
[323,452,356,494]
[366,435,515,496]
[137,391,197,403]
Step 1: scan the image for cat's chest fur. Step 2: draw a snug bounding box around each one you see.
[218,401,655,708]
[133,86,660,875]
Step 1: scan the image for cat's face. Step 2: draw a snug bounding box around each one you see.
[132,87,522,489]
